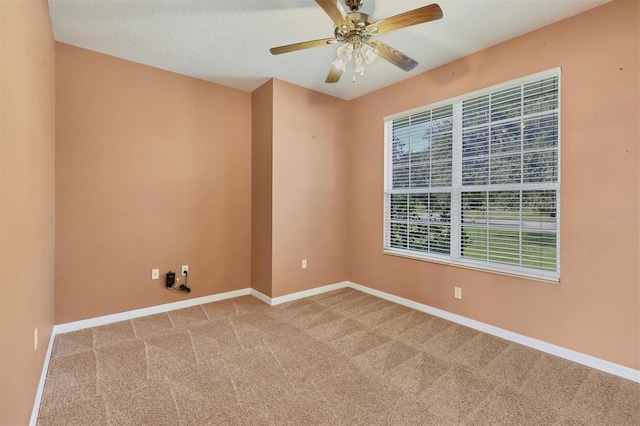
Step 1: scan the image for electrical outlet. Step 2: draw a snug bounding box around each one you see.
[301,259,307,269]
[34,327,38,351]
[151,268,160,280]
[454,287,462,299]
[182,265,188,275]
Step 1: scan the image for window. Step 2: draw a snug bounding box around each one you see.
[384,69,560,281]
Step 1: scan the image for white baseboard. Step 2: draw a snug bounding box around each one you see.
[250,282,350,306]
[249,288,272,305]
[269,281,350,306]
[54,288,251,334]
[29,328,56,426]
[346,281,640,383]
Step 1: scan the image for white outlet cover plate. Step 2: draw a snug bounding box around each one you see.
[182,265,188,275]
[152,269,160,280]
[454,287,462,299]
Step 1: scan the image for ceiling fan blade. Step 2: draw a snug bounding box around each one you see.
[270,38,337,55]
[315,0,351,28]
[367,40,418,72]
[369,4,443,35]
[325,66,344,83]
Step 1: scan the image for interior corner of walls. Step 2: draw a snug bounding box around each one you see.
[252,78,274,95]
[29,327,56,426]
[269,281,350,305]
[250,288,272,306]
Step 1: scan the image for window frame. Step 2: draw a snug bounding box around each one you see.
[383,68,561,283]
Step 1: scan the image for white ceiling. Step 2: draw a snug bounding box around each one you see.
[48,0,610,100]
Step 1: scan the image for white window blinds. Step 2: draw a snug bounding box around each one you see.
[384,69,560,281]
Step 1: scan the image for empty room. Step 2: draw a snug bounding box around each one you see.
[1,0,638,424]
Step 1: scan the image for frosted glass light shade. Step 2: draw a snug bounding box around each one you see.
[361,44,379,64]
[332,43,354,71]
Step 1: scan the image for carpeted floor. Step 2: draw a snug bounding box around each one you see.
[37,288,639,425]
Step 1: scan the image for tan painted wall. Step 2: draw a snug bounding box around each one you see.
[251,80,274,297]
[0,1,56,423]
[271,79,349,297]
[347,0,639,369]
[55,43,252,324]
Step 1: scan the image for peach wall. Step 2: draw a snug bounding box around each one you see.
[55,43,251,323]
[271,79,349,297]
[251,80,274,297]
[347,0,639,369]
[0,0,56,423]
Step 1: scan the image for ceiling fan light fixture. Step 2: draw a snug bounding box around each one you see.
[332,42,354,71]
[361,43,379,64]
[336,42,378,80]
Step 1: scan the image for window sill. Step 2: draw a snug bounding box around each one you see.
[382,249,560,284]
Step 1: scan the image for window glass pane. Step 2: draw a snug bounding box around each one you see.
[429,225,450,255]
[522,191,557,270]
[491,120,522,154]
[462,127,489,158]
[523,150,557,183]
[462,158,489,186]
[462,95,489,128]
[409,119,430,188]
[522,191,556,225]
[487,191,521,266]
[390,223,408,249]
[430,193,451,223]
[392,166,410,188]
[490,154,522,185]
[408,224,429,252]
[461,191,487,260]
[461,225,487,261]
[392,106,454,190]
[431,133,453,161]
[462,191,487,214]
[392,114,410,126]
[523,77,558,114]
[522,230,556,271]
[409,162,429,188]
[491,87,521,122]
[390,194,408,220]
[523,113,558,151]
[392,136,409,162]
[488,191,521,223]
[488,227,520,266]
[409,119,429,153]
[408,194,429,222]
[432,105,453,132]
[410,110,430,126]
[431,161,452,187]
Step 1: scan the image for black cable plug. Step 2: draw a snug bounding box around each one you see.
[181,269,189,292]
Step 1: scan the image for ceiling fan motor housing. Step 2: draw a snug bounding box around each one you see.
[334,12,375,46]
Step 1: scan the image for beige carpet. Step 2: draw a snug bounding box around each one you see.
[37,288,639,425]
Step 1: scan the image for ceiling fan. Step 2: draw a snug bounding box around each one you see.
[270,0,443,83]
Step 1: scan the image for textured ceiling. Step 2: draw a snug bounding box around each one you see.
[48,0,610,100]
